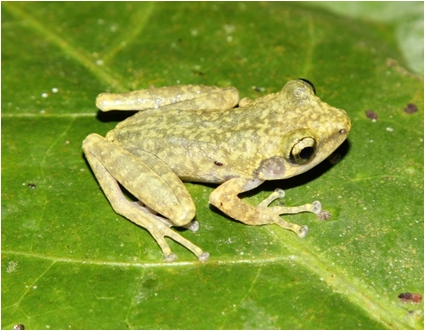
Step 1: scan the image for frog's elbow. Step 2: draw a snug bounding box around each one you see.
[96,93,113,111]
[96,93,131,112]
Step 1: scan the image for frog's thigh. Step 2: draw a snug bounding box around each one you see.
[83,134,208,262]
[209,178,309,238]
[83,134,195,226]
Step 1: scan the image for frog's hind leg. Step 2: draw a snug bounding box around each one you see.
[137,202,199,231]
[83,133,209,262]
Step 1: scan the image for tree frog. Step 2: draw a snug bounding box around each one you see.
[83,80,351,262]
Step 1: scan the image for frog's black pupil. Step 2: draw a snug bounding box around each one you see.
[300,147,314,160]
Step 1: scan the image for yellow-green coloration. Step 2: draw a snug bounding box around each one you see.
[83,80,351,262]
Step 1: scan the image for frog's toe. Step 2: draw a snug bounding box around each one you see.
[312,201,322,214]
[185,220,199,232]
[164,253,178,263]
[154,223,207,261]
[297,225,309,238]
[198,252,210,262]
[258,189,286,208]
[274,188,286,198]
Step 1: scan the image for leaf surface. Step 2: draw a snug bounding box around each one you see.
[2,2,423,329]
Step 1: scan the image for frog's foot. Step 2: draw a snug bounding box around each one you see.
[260,189,323,216]
[113,203,208,262]
[145,218,209,262]
[131,204,207,261]
[275,219,309,238]
[257,189,330,238]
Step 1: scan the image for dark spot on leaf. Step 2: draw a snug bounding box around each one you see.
[398,292,423,303]
[365,110,378,120]
[317,210,331,221]
[398,292,412,302]
[251,86,265,93]
[404,103,418,114]
[192,70,205,76]
[142,278,159,289]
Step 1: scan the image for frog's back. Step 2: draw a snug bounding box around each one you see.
[107,104,277,183]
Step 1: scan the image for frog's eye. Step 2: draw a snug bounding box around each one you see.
[289,137,316,164]
[297,78,316,95]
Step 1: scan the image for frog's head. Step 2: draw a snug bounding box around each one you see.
[256,79,351,180]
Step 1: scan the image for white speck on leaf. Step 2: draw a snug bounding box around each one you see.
[6,261,18,273]
[223,24,236,34]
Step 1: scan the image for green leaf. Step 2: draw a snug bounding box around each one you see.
[2,2,423,329]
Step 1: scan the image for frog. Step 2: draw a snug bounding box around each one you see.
[82,79,351,262]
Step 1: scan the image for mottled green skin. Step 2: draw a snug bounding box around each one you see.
[106,80,350,183]
[83,80,351,262]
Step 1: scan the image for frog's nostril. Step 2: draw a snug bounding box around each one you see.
[339,129,347,135]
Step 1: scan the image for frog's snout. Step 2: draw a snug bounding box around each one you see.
[337,120,351,144]
[342,114,352,136]
[335,108,351,138]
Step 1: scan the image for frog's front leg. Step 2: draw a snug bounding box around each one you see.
[209,178,324,238]
[96,85,239,112]
[83,134,209,262]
